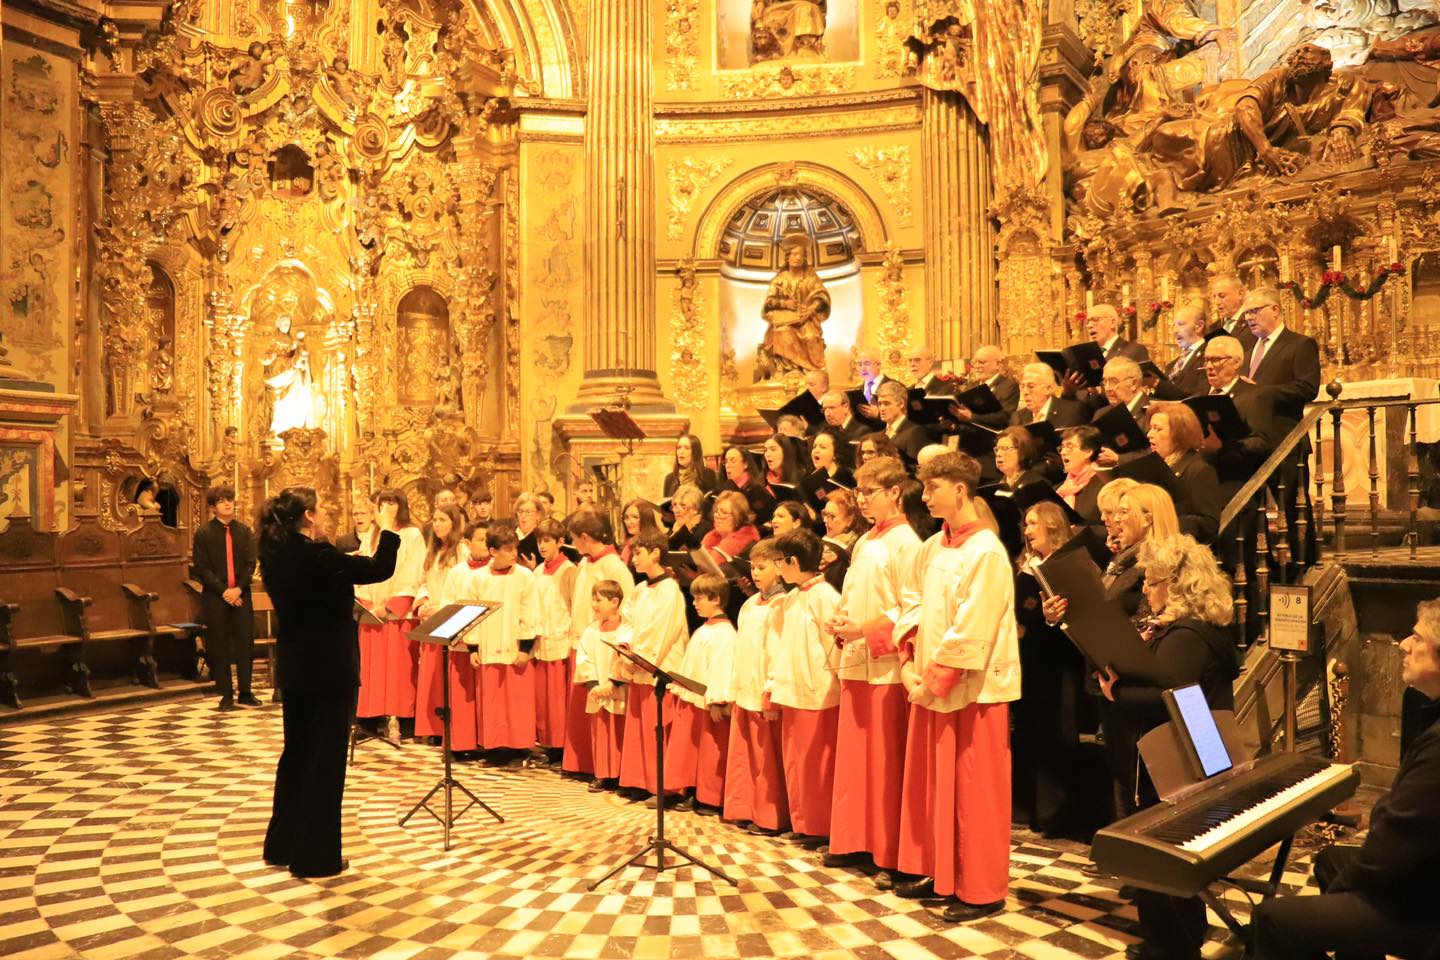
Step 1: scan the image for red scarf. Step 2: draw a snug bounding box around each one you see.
[467,556,490,569]
[1057,462,1097,506]
[868,515,906,539]
[941,520,984,548]
[543,554,566,575]
[489,564,513,575]
[586,545,618,563]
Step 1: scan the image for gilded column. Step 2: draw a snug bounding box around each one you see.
[922,89,995,363]
[576,0,668,408]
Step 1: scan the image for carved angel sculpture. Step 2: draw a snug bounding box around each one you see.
[751,0,828,62]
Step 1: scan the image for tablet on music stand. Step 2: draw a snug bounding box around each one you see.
[409,603,502,647]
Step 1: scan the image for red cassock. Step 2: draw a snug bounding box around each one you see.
[693,708,731,808]
[532,657,570,750]
[590,708,625,780]
[829,681,908,869]
[561,649,595,775]
[779,705,839,836]
[478,662,536,751]
[404,647,481,750]
[357,596,419,719]
[896,702,1011,905]
[618,683,674,794]
[723,708,788,830]
[413,643,444,738]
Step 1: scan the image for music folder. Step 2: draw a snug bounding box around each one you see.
[1093,403,1149,455]
[1033,548,1166,683]
[1184,394,1250,443]
[1036,342,1107,387]
[407,602,502,648]
[603,639,707,697]
[689,546,750,582]
[758,390,825,431]
[951,382,1004,416]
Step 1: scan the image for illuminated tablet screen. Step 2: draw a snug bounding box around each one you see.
[431,605,489,640]
[1172,683,1233,778]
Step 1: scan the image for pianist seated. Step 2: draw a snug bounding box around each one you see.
[1249,599,1440,960]
[1093,534,1239,960]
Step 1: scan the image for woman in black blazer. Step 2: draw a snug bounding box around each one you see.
[662,434,718,498]
[1148,402,1223,544]
[259,486,399,880]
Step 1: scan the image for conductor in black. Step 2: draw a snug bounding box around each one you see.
[192,484,257,710]
[258,486,399,880]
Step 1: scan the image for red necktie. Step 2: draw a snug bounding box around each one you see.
[225,525,236,589]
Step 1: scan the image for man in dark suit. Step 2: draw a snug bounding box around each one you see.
[954,344,1020,426]
[1087,304,1150,362]
[1198,336,1283,501]
[876,380,933,464]
[1249,599,1440,960]
[854,346,894,427]
[804,369,831,436]
[821,390,868,469]
[1241,286,1322,433]
[1012,362,1088,427]
[1155,304,1209,400]
[193,485,258,710]
[1091,357,1151,462]
[907,345,954,395]
[1205,273,1258,351]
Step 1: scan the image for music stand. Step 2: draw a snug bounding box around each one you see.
[350,601,400,759]
[399,603,506,850]
[589,641,738,889]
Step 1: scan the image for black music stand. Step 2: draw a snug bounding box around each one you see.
[589,641,738,889]
[350,601,399,760]
[399,603,506,850]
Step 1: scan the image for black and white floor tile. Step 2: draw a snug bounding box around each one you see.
[0,692,1333,960]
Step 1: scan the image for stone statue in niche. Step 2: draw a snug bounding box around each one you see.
[227,41,276,97]
[263,316,322,434]
[751,0,828,62]
[149,338,174,394]
[434,345,463,416]
[250,266,331,438]
[754,235,831,381]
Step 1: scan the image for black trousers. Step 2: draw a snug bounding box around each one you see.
[1013,637,1084,831]
[1250,845,1438,960]
[203,593,254,698]
[263,688,355,875]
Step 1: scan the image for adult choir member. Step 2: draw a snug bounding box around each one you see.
[1205,273,1257,350]
[702,491,761,564]
[514,493,541,566]
[854,347,894,425]
[856,432,900,468]
[722,445,777,526]
[993,427,1046,490]
[618,498,663,566]
[820,391,868,468]
[664,434,719,498]
[957,345,1020,426]
[798,431,854,512]
[667,484,712,551]
[762,433,805,491]
[193,484,258,710]
[1155,304,1208,399]
[1240,286,1322,433]
[1250,599,1440,960]
[1057,427,1106,523]
[875,380,932,464]
[820,488,866,591]
[1086,303,1150,362]
[258,486,399,879]
[1012,363,1088,427]
[1094,535,1239,959]
[1092,357,1151,435]
[907,345,951,393]
[895,451,1020,922]
[1146,402,1222,543]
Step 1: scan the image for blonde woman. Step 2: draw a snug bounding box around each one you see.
[1096,534,1239,958]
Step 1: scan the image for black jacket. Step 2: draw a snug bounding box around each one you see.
[885,417,934,465]
[193,518,256,597]
[1112,617,1239,725]
[1331,697,1440,915]
[261,529,399,696]
[663,467,719,498]
[1171,450,1223,544]
[1012,397,1089,428]
[1246,327,1322,428]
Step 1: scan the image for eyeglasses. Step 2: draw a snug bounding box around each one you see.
[855,487,883,500]
[1201,356,1235,365]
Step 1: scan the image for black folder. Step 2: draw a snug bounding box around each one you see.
[951,382,1005,416]
[603,640,707,697]
[353,600,385,626]
[1112,450,1179,496]
[758,390,825,431]
[1033,549,1166,683]
[1011,480,1085,527]
[407,602,501,646]
[1184,395,1249,443]
[1052,524,1113,569]
[1022,420,1062,457]
[1036,342,1108,387]
[821,536,854,563]
[1093,404,1150,456]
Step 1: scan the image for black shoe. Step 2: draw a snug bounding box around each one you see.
[263,856,289,868]
[291,858,348,879]
[747,822,781,836]
[693,802,720,817]
[895,876,934,899]
[779,830,803,842]
[822,850,866,868]
[1117,884,1141,901]
[941,898,1004,923]
[672,795,696,811]
[217,697,236,711]
[873,870,895,890]
[587,778,608,792]
[236,694,262,707]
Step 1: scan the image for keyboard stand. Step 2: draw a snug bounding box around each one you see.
[1196,833,1296,940]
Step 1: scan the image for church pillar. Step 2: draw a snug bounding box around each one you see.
[575,0,667,410]
[922,89,995,364]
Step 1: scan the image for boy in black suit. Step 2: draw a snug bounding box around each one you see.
[193,485,258,710]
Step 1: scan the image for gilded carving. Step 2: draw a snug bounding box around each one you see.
[669,258,707,409]
[720,66,859,99]
[666,156,735,240]
[665,0,702,92]
[874,0,912,80]
[876,244,912,371]
[656,101,923,144]
[849,145,913,226]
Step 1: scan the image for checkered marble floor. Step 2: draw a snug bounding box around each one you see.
[0,692,1335,960]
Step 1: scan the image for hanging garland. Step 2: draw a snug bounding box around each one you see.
[1145,299,1173,330]
[1280,263,1406,309]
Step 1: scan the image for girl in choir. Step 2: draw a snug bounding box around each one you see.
[618,499,663,566]
[799,431,854,514]
[824,456,922,887]
[664,434,718,498]
[351,498,386,734]
[767,528,842,847]
[666,484,712,551]
[724,538,790,834]
[1012,501,1086,839]
[1096,535,1238,960]
[769,500,812,537]
[763,433,804,492]
[994,427,1045,491]
[700,491,760,564]
[663,574,736,814]
[359,489,426,741]
[412,504,467,747]
[856,433,899,467]
[722,445,777,525]
[901,478,936,539]
[462,526,541,763]
[617,532,690,798]
[1146,402,1222,543]
[896,451,1019,922]
[562,511,634,777]
[1057,427,1106,524]
[574,579,630,790]
[532,519,575,764]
